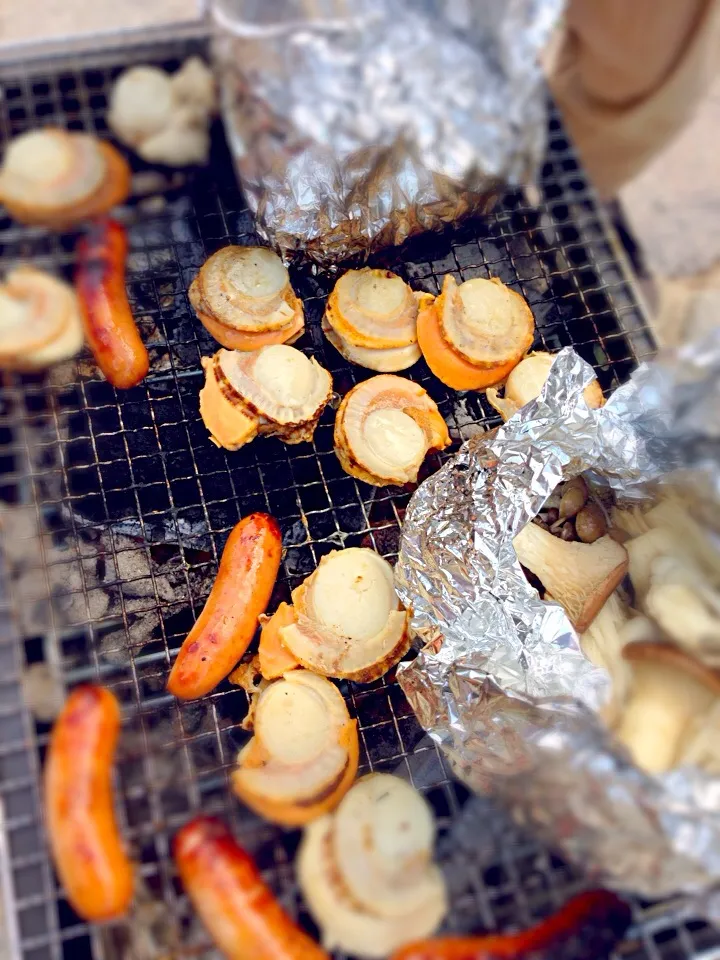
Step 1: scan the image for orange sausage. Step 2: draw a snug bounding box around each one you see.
[167,513,282,700]
[391,890,632,960]
[44,685,133,922]
[174,816,328,960]
[75,218,149,389]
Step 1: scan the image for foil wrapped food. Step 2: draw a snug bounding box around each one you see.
[395,341,720,909]
[211,0,563,263]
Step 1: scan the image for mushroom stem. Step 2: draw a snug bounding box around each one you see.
[514,521,629,633]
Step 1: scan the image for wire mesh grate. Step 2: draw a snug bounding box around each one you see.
[0,33,715,960]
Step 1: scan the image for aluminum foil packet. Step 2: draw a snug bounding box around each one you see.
[395,339,720,910]
[211,0,563,263]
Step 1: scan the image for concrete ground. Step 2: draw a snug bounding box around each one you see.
[620,75,720,349]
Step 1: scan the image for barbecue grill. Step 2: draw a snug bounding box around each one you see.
[0,33,716,960]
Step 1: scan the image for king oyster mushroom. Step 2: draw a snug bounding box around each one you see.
[199,344,333,450]
[268,547,410,683]
[334,375,450,486]
[417,274,534,391]
[617,641,720,774]
[189,246,305,351]
[232,670,358,827]
[298,773,447,959]
[513,520,629,633]
[323,268,422,372]
[487,351,605,421]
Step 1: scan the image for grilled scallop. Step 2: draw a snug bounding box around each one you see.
[0,129,130,229]
[298,774,447,959]
[417,273,534,391]
[334,375,450,487]
[189,246,305,351]
[0,267,84,369]
[487,351,605,420]
[323,268,422,371]
[199,344,333,450]
[232,670,358,827]
[274,547,411,684]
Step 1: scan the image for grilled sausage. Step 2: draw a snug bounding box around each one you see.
[391,890,632,960]
[76,218,149,388]
[174,816,327,960]
[167,513,282,700]
[44,685,133,922]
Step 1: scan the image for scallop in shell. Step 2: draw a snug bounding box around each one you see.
[323,268,421,371]
[334,375,450,486]
[199,344,333,450]
[189,246,305,351]
[278,547,411,684]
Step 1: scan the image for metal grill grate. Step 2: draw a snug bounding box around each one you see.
[0,34,716,960]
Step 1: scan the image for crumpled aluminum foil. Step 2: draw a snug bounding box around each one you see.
[396,339,720,909]
[211,0,563,263]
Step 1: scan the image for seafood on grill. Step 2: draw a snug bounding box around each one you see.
[199,344,333,450]
[0,128,130,228]
[258,547,410,684]
[0,266,84,370]
[323,268,422,372]
[488,351,605,421]
[75,218,149,389]
[417,274,534,390]
[334,375,450,486]
[174,816,328,960]
[233,671,359,827]
[109,57,216,167]
[298,773,447,959]
[167,513,282,700]
[189,245,305,351]
[44,685,133,922]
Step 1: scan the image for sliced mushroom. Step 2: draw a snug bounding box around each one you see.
[199,345,332,450]
[334,375,449,486]
[298,774,447,959]
[0,129,130,228]
[279,548,411,683]
[487,351,605,421]
[617,642,720,774]
[232,670,358,826]
[325,269,418,351]
[189,246,305,351]
[514,521,629,633]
